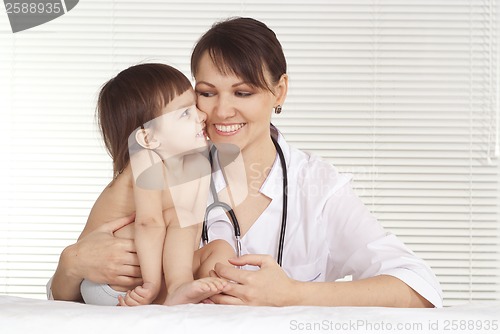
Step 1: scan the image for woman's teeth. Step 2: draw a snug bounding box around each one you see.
[215,123,245,132]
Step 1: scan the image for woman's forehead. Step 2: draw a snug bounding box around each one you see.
[195,51,272,89]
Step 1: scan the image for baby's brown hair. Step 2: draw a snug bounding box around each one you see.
[97,63,192,177]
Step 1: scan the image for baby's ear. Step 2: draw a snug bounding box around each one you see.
[135,127,160,150]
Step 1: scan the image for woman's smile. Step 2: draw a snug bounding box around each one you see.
[213,123,246,136]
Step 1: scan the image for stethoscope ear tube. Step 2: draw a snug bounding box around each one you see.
[273,137,287,267]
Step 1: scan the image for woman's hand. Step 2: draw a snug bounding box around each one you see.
[208,254,298,306]
[77,215,142,288]
[51,214,142,301]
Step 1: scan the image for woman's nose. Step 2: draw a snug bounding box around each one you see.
[214,96,236,119]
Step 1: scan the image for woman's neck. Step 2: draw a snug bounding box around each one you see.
[238,136,276,196]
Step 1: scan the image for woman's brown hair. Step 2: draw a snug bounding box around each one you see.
[191,17,287,91]
[96,63,192,177]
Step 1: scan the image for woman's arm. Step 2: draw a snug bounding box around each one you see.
[50,215,141,301]
[208,175,441,307]
[209,255,432,307]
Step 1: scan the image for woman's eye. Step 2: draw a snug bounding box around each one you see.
[236,91,252,97]
[197,91,214,98]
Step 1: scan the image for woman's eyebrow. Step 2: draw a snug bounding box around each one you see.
[195,81,249,88]
[195,81,214,87]
[232,82,247,88]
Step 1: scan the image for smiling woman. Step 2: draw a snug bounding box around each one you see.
[0,0,499,307]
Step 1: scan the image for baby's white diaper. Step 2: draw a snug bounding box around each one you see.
[80,279,126,306]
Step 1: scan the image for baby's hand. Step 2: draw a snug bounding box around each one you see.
[118,282,157,306]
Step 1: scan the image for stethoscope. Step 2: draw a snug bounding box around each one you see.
[201,130,288,266]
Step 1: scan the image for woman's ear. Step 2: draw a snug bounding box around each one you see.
[135,127,160,150]
[274,73,288,106]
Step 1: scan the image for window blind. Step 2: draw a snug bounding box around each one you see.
[0,0,498,306]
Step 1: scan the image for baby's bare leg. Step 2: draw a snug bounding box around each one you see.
[114,217,235,305]
[193,239,236,279]
[163,237,234,305]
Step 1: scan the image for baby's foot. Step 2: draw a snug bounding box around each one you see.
[164,277,227,305]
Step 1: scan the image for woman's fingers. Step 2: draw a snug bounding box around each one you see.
[208,292,244,305]
[214,254,273,284]
[101,213,136,234]
[227,254,273,268]
[111,274,143,289]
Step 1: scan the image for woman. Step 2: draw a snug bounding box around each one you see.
[49,17,442,307]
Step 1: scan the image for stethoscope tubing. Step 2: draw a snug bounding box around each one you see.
[202,134,288,266]
[273,136,287,266]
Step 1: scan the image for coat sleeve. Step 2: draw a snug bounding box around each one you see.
[322,182,443,307]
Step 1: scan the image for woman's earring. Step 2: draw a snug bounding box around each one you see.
[274,105,282,114]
